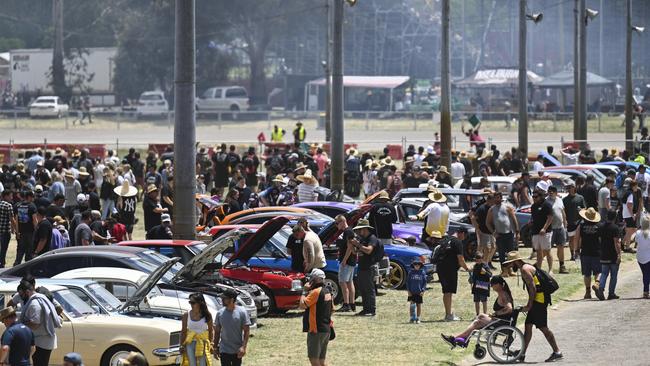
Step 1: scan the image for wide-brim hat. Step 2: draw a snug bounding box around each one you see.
[146,184,158,194]
[460,151,468,158]
[429,230,442,239]
[297,169,318,184]
[428,189,447,203]
[353,218,374,231]
[421,162,430,169]
[376,190,390,200]
[437,166,448,174]
[381,157,395,166]
[0,306,16,321]
[272,174,285,183]
[114,180,138,197]
[345,147,358,157]
[64,170,75,178]
[579,207,601,223]
[294,162,307,172]
[78,167,90,177]
[502,251,528,265]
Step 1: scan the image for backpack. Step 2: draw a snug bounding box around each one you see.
[529,268,559,305]
[50,228,66,250]
[371,240,385,264]
[430,237,452,272]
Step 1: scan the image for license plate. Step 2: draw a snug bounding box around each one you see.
[262,300,269,307]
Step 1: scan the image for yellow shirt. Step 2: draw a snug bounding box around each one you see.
[533,273,545,304]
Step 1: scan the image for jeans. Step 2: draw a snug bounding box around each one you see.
[32,346,52,366]
[599,262,620,295]
[220,353,242,366]
[0,232,10,267]
[495,232,515,264]
[186,340,208,366]
[639,261,650,293]
[14,232,33,266]
[357,269,376,313]
[101,198,115,220]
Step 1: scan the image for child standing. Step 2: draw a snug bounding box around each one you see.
[407,260,427,323]
[470,253,492,316]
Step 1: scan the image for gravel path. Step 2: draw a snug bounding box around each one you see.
[461,264,649,365]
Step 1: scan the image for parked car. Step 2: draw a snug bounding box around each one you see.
[28,95,69,118]
[452,176,516,196]
[393,187,489,213]
[196,86,249,111]
[0,281,181,366]
[136,91,169,118]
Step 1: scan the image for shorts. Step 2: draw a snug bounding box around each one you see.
[125,224,134,234]
[408,293,423,304]
[338,264,355,283]
[525,302,548,329]
[478,233,495,250]
[625,217,636,228]
[531,233,552,251]
[567,222,579,237]
[473,294,488,303]
[580,255,601,277]
[551,228,567,246]
[307,332,330,359]
[438,270,458,294]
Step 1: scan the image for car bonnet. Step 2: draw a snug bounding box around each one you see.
[225,216,290,265]
[121,257,181,311]
[318,204,372,245]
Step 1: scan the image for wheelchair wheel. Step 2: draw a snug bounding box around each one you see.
[486,325,525,364]
[473,345,486,360]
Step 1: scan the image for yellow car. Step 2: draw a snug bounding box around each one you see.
[0,282,181,366]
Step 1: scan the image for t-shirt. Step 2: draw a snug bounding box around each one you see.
[22,296,57,350]
[357,234,378,270]
[424,202,450,236]
[532,161,544,172]
[337,228,357,266]
[636,172,650,197]
[74,223,92,246]
[33,219,53,255]
[143,196,161,232]
[546,197,565,229]
[215,306,251,354]
[563,194,586,224]
[578,184,598,210]
[15,202,37,234]
[64,180,81,206]
[302,231,326,272]
[438,236,463,272]
[301,286,332,334]
[119,196,137,226]
[474,203,492,234]
[598,187,610,210]
[286,234,304,272]
[368,202,397,239]
[531,200,552,235]
[599,222,620,263]
[147,224,172,240]
[579,222,601,257]
[1,322,34,366]
[90,221,107,245]
[622,192,634,219]
[45,204,65,219]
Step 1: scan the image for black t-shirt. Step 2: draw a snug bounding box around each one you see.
[235,186,252,207]
[161,186,174,215]
[143,196,161,231]
[286,234,304,272]
[119,196,137,225]
[34,196,51,209]
[337,228,357,266]
[15,202,37,234]
[45,204,65,219]
[147,225,173,240]
[579,222,601,257]
[90,220,107,245]
[368,202,397,239]
[599,222,619,262]
[475,203,492,234]
[403,175,419,188]
[88,191,101,211]
[439,236,463,272]
[531,200,553,235]
[33,219,52,255]
[357,234,378,270]
[578,184,598,209]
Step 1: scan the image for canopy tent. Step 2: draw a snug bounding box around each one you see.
[304,76,410,111]
[454,68,542,88]
[534,70,614,88]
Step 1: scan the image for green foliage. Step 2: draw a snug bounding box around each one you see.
[0,38,25,53]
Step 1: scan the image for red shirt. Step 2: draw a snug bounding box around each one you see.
[111,222,127,242]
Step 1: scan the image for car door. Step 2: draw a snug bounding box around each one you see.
[28,256,90,277]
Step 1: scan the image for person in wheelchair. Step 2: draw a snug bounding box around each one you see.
[441,275,513,347]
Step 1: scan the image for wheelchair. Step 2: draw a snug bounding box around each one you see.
[449,307,525,364]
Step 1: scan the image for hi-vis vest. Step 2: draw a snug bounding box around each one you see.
[296,126,306,141]
[271,128,284,142]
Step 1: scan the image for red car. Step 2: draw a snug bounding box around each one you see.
[120,217,304,312]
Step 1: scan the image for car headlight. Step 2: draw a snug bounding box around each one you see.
[419,255,430,264]
[291,280,303,292]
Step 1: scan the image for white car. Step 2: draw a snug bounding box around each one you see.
[29,96,69,118]
[136,91,169,118]
[196,86,249,111]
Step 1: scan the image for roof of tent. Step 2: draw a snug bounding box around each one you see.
[534,70,614,88]
[454,68,542,88]
[307,76,410,89]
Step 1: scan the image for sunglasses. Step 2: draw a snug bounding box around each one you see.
[189,301,196,305]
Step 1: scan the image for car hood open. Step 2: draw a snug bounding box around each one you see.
[121,257,181,311]
[318,204,372,245]
[225,216,290,265]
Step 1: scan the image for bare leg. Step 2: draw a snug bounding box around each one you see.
[536,248,545,268]
[340,281,349,306]
[557,244,565,263]
[584,275,592,297]
[482,301,488,314]
[349,281,355,305]
[474,302,480,316]
[416,303,422,318]
[523,324,534,355]
[540,327,560,353]
[546,249,554,273]
[443,293,453,317]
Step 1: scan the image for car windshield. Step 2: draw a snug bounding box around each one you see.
[35,98,55,104]
[138,251,184,273]
[86,283,123,312]
[140,94,163,101]
[52,289,96,318]
[126,257,176,283]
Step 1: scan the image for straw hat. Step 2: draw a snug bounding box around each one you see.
[294,162,307,172]
[437,166,448,174]
[54,147,63,154]
[353,218,374,231]
[78,167,90,177]
[53,216,67,226]
[114,180,138,197]
[0,306,16,321]
[579,207,601,223]
[72,149,81,158]
[376,190,390,200]
[64,170,75,179]
[429,230,442,239]
[345,147,358,157]
[297,169,318,184]
[460,151,468,158]
[428,189,447,203]
[272,174,285,183]
[381,157,395,166]
[146,184,158,194]
[503,251,527,264]
[420,162,430,169]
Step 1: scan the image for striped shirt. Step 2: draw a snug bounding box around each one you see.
[297,183,317,203]
[0,200,13,235]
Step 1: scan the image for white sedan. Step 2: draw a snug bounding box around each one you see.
[29,96,69,118]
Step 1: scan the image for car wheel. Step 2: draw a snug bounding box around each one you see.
[230,104,240,111]
[323,273,342,304]
[101,344,140,366]
[382,261,406,289]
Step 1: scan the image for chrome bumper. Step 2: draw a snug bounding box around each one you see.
[152,346,180,359]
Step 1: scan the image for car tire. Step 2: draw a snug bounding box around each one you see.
[230,104,240,112]
[324,273,342,304]
[382,261,406,289]
[101,344,140,366]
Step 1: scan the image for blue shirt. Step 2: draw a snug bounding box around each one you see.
[1,322,34,366]
[406,268,427,294]
[215,306,251,354]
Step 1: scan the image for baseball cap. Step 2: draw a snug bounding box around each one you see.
[161,214,171,223]
[34,185,43,193]
[76,193,88,203]
[63,352,84,366]
[308,268,326,280]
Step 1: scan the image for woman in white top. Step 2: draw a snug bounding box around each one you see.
[636,215,650,298]
[180,293,214,366]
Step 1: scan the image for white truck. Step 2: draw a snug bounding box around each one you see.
[10,47,117,106]
[196,85,249,111]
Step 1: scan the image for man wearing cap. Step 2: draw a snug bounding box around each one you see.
[143,184,168,233]
[147,213,173,240]
[14,191,37,265]
[433,230,470,321]
[258,175,284,207]
[503,252,562,362]
[299,268,333,366]
[368,191,397,246]
[535,172,551,193]
[575,207,602,299]
[33,185,50,209]
[214,288,251,366]
[0,306,34,366]
[351,219,379,316]
[563,180,586,261]
[63,352,84,366]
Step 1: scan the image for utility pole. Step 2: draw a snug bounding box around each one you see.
[325,0,332,142]
[330,0,344,193]
[573,0,580,142]
[625,0,633,153]
[518,0,528,157]
[461,0,466,78]
[173,0,197,239]
[598,0,603,75]
[578,0,588,150]
[52,0,65,98]
[440,0,451,169]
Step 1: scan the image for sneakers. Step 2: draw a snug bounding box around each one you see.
[338,304,351,312]
[415,318,421,324]
[545,352,563,362]
[559,265,569,274]
[350,303,356,312]
[644,292,649,299]
[607,294,620,300]
[444,314,461,321]
[592,285,605,301]
[355,310,375,317]
[441,334,456,347]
